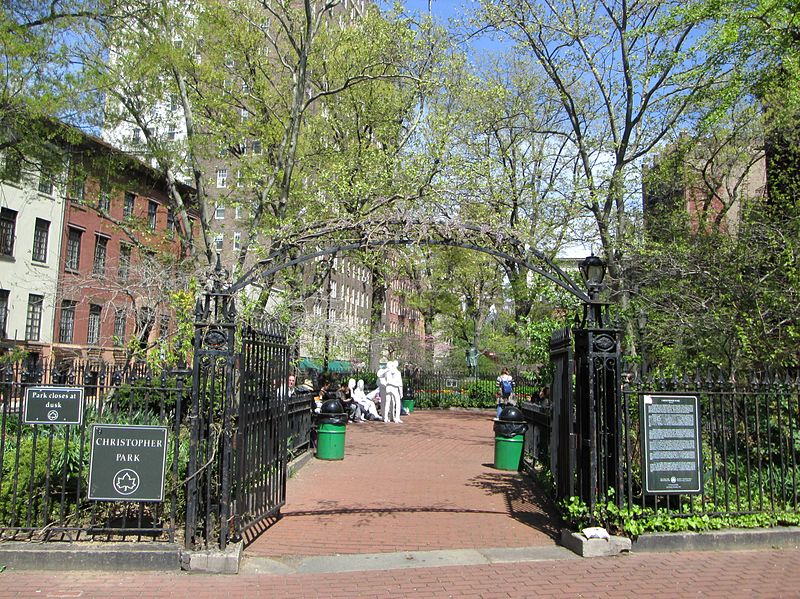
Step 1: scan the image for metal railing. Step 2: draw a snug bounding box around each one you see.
[0,359,186,542]
[288,390,315,457]
[620,371,800,521]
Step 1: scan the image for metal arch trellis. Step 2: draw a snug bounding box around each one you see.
[225,219,592,302]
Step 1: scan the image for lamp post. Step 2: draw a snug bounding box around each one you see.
[578,254,607,327]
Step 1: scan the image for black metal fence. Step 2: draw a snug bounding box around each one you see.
[407,370,545,409]
[618,371,800,522]
[288,391,315,457]
[0,360,186,542]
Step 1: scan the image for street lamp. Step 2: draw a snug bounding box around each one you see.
[579,254,607,327]
[579,254,606,299]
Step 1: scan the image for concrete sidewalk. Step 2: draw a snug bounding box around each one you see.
[245,409,559,558]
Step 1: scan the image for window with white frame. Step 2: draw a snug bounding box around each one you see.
[93,235,108,276]
[214,234,223,252]
[216,168,228,188]
[87,304,102,345]
[233,232,241,251]
[25,294,43,341]
[59,300,77,344]
[65,227,82,271]
[215,205,225,219]
[0,208,17,257]
[38,167,54,195]
[32,218,49,263]
[123,191,135,218]
[148,200,158,231]
[0,289,8,338]
[113,309,126,345]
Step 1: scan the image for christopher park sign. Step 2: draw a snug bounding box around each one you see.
[24,387,84,425]
[88,425,168,502]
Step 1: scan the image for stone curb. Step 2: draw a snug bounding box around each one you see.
[240,545,578,575]
[180,541,241,574]
[632,526,800,553]
[0,542,181,571]
[559,528,632,557]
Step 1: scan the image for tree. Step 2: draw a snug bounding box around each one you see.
[477,0,728,300]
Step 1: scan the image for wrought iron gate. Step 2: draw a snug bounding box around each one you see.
[549,304,621,514]
[185,262,289,549]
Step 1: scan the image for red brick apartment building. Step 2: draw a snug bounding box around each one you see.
[50,133,197,365]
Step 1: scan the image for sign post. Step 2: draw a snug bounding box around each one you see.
[88,425,168,502]
[641,394,702,494]
[24,387,84,425]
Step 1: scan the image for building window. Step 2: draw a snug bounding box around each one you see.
[166,127,176,141]
[25,294,44,341]
[235,206,243,219]
[118,243,131,282]
[214,234,223,252]
[216,168,228,188]
[59,300,77,343]
[137,306,155,342]
[1,152,22,183]
[169,93,179,111]
[166,208,175,237]
[98,181,111,211]
[0,208,17,257]
[87,304,102,345]
[69,175,85,201]
[131,129,141,144]
[252,140,262,154]
[233,232,241,251]
[148,200,158,231]
[113,309,126,345]
[0,289,8,339]
[38,167,54,195]
[215,205,225,219]
[123,191,135,218]
[32,218,50,263]
[65,227,82,271]
[93,235,108,276]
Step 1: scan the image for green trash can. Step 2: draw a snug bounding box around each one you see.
[401,398,415,413]
[494,434,525,470]
[493,405,528,471]
[316,399,347,460]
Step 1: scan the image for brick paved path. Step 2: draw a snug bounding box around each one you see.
[2,550,800,598]
[246,409,559,557]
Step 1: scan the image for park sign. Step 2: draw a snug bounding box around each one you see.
[24,387,83,425]
[88,425,168,502]
[641,394,703,495]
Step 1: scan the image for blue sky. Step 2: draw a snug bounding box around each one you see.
[378,0,509,57]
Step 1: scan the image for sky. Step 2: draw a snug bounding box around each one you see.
[378,0,509,57]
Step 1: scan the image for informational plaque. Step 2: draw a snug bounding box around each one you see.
[641,395,702,494]
[88,425,168,502]
[24,387,84,425]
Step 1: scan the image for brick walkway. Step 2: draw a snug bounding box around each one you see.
[2,550,800,597]
[245,409,559,557]
[3,410,800,597]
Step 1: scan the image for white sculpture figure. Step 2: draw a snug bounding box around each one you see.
[382,360,403,423]
[376,362,388,418]
[353,379,380,420]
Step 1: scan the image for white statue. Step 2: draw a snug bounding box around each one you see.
[353,379,380,420]
[381,360,403,423]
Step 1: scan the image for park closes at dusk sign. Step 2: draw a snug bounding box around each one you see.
[24,387,83,425]
[641,394,703,494]
[88,425,168,502]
